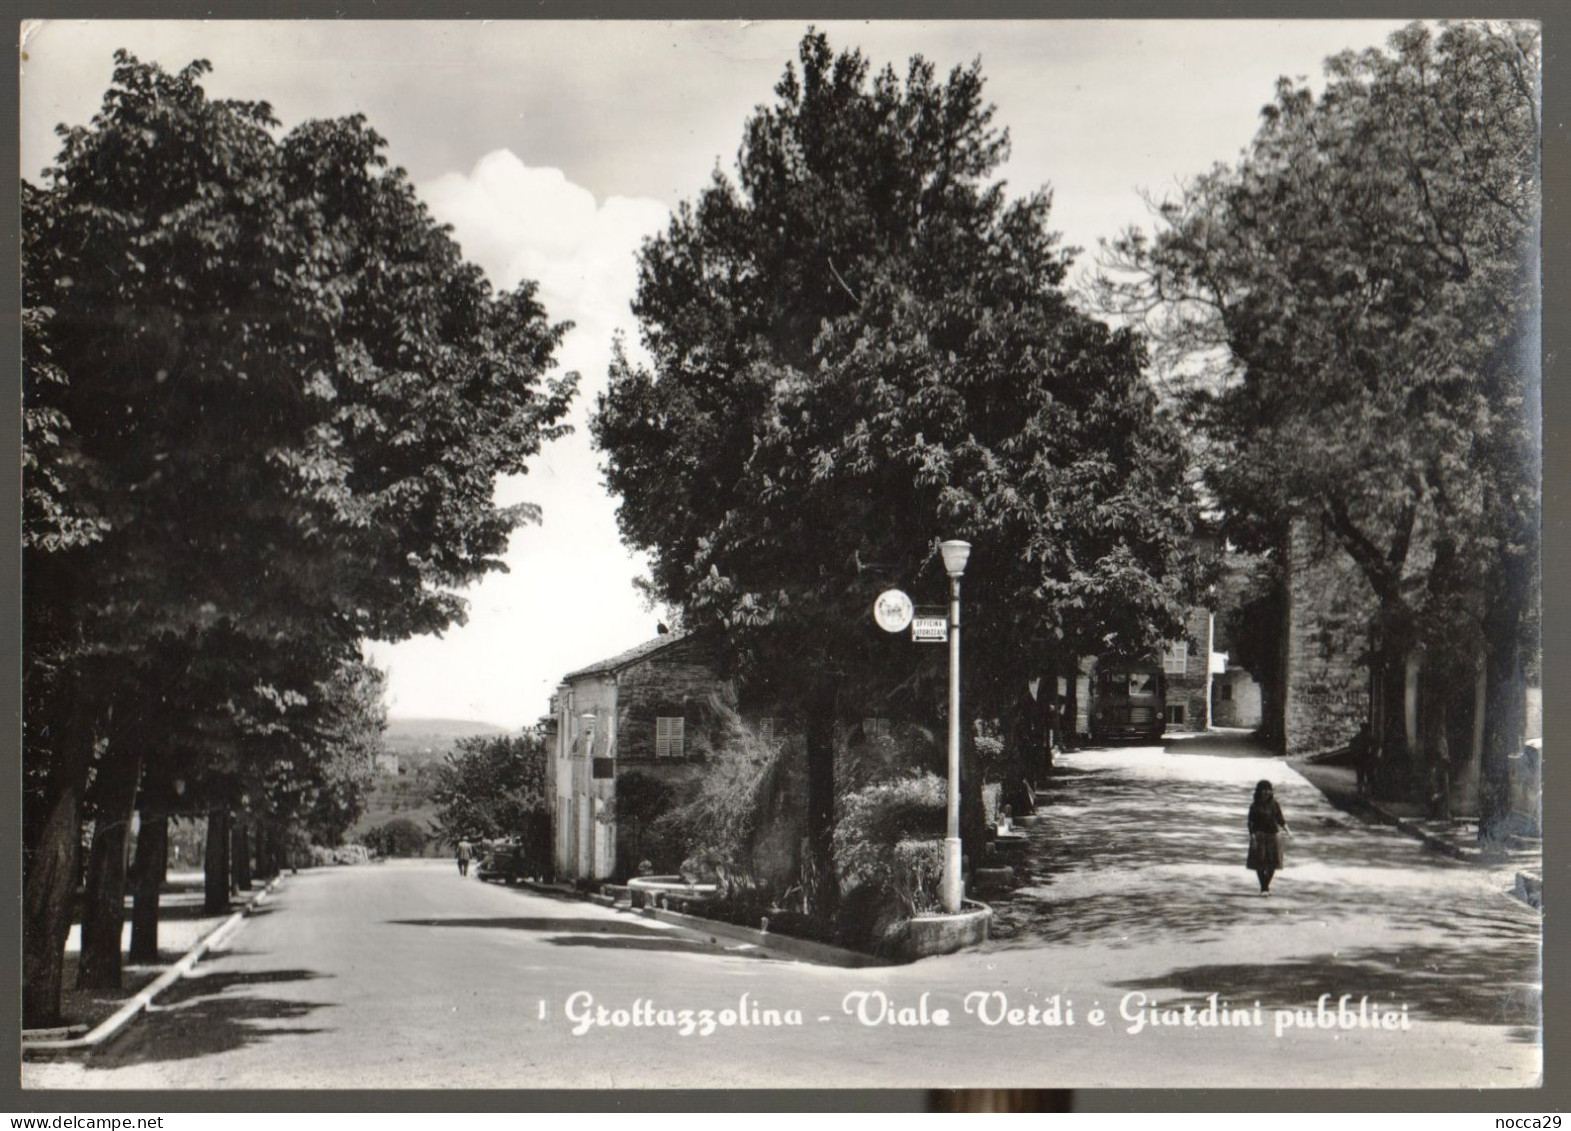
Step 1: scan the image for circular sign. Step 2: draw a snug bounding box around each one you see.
[873,589,915,633]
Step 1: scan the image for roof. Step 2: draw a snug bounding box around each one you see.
[561,632,690,683]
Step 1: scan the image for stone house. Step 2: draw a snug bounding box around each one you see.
[1211,668,1264,729]
[548,633,734,884]
[1160,604,1218,732]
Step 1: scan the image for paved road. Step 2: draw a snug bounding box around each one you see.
[24,735,1540,1090]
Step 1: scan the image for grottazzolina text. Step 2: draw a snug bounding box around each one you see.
[558,991,1412,1038]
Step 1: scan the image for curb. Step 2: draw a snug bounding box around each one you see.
[1377,810,1471,862]
[1289,759,1515,864]
[518,875,888,967]
[22,875,284,1055]
[637,904,888,968]
[520,875,989,967]
[1290,759,1542,911]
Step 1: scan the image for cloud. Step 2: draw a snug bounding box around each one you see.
[364,153,672,728]
[422,150,669,368]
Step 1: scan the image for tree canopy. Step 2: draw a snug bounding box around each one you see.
[593,32,1206,899]
[594,31,1204,711]
[1095,22,1539,828]
[22,52,574,1024]
[428,733,551,851]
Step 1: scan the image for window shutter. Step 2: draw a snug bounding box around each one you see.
[656,716,684,758]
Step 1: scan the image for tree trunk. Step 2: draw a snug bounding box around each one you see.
[1478,552,1532,846]
[204,809,231,914]
[77,751,143,990]
[803,680,840,917]
[22,735,91,1028]
[128,812,168,965]
[1369,608,1416,800]
[253,822,274,881]
[1478,647,1525,847]
[1265,576,1291,753]
[232,815,253,891]
[1451,663,1487,817]
[1061,656,1080,751]
[24,788,84,1027]
[960,724,985,872]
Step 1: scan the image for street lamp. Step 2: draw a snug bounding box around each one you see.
[939,539,971,914]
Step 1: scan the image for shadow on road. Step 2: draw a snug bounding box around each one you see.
[544,935,771,959]
[1113,940,1541,1039]
[390,916,672,935]
[84,962,333,1069]
[1161,729,1276,758]
[389,915,774,960]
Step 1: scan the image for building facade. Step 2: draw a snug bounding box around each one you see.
[549,634,731,883]
[1161,605,1217,732]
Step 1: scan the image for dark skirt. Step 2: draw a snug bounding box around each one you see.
[1247,831,1284,870]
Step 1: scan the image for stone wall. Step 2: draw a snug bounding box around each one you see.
[1165,606,1214,731]
[1285,521,1374,755]
[613,637,733,763]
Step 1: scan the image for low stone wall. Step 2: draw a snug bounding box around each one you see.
[888,902,993,962]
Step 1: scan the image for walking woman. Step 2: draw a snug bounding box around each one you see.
[1246,781,1290,895]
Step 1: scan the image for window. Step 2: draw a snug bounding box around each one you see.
[655,716,685,759]
[1127,673,1156,696]
[756,716,782,743]
[862,717,891,740]
[1165,704,1186,725]
[1219,682,1233,702]
[1162,641,1189,675]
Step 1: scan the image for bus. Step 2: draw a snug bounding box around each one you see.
[1090,659,1167,743]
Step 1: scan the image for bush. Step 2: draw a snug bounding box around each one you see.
[651,708,801,896]
[833,773,947,950]
[361,817,428,858]
[310,843,372,867]
[834,773,946,890]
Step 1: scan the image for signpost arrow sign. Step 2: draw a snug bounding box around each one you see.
[911,615,949,643]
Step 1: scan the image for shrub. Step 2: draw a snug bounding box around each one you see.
[310,843,372,867]
[652,709,801,896]
[361,817,428,858]
[888,838,945,917]
[834,774,945,882]
[833,772,948,941]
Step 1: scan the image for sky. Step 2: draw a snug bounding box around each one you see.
[19,18,1415,729]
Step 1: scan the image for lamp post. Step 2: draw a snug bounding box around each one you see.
[939,539,971,914]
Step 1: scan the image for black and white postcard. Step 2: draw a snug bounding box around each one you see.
[17,18,1546,1093]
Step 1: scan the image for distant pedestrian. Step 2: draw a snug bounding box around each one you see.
[1351,722,1376,795]
[457,838,474,877]
[1246,780,1290,895]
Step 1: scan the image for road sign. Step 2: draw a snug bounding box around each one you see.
[911,615,949,642]
[873,589,915,633]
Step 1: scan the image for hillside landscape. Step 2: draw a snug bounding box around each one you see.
[350,717,514,850]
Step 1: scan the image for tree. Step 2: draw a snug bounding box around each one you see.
[428,733,551,856]
[1096,22,1539,836]
[22,53,573,1024]
[363,818,429,858]
[594,32,1203,910]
